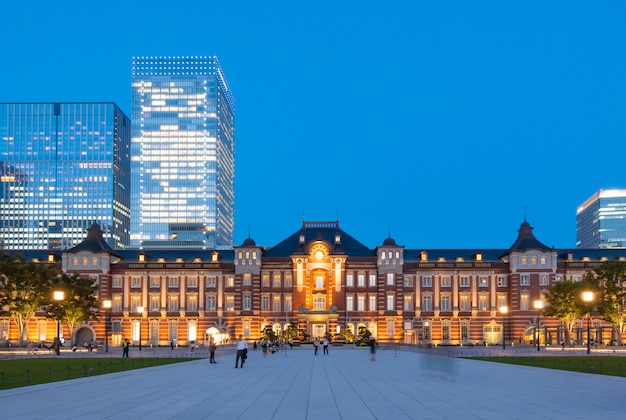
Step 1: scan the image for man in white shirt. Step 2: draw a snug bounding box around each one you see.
[235,335,248,368]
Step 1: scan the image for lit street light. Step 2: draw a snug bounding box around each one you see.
[137,306,144,351]
[53,290,65,356]
[103,299,112,353]
[534,300,543,352]
[500,306,508,350]
[582,291,594,355]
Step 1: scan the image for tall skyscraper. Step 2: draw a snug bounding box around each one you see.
[130,56,235,249]
[577,189,626,248]
[0,102,131,250]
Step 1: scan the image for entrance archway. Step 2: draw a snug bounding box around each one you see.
[75,326,94,346]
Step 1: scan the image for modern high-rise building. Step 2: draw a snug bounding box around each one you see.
[130,56,235,249]
[577,189,626,248]
[0,102,131,250]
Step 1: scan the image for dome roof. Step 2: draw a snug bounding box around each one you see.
[383,237,397,246]
[242,237,256,246]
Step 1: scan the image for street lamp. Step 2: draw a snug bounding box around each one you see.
[582,291,594,354]
[53,290,65,356]
[534,300,543,351]
[103,299,112,353]
[500,306,508,350]
[137,306,144,351]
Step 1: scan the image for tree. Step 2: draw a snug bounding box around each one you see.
[355,325,372,346]
[0,253,56,345]
[43,273,99,344]
[281,323,299,342]
[543,279,587,345]
[259,325,278,343]
[588,261,626,345]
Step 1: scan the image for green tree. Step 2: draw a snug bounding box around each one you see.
[588,261,626,344]
[543,279,587,345]
[355,325,372,346]
[43,273,99,344]
[259,325,278,343]
[0,254,56,345]
[281,323,299,342]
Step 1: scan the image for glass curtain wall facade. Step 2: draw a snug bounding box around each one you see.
[0,102,131,250]
[577,189,626,248]
[130,56,235,249]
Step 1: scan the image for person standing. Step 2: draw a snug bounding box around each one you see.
[369,336,377,361]
[235,335,248,368]
[261,339,268,358]
[323,338,329,355]
[313,338,320,355]
[209,338,217,363]
[122,338,130,358]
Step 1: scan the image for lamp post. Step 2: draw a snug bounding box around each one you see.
[500,306,508,350]
[582,291,594,354]
[53,291,65,356]
[103,299,112,353]
[137,306,144,351]
[534,300,543,351]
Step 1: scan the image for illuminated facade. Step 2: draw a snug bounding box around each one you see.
[3,220,623,349]
[130,56,235,250]
[577,189,626,248]
[0,102,130,250]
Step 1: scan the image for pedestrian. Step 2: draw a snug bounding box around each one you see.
[261,339,268,357]
[209,338,217,363]
[253,340,257,351]
[313,338,320,355]
[323,338,329,355]
[561,340,565,350]
[122,338,130,357]
[170,340,175,350]
[369,336,377,361]
[235,335,248,368]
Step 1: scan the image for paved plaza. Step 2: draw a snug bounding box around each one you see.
[1,345,625,419]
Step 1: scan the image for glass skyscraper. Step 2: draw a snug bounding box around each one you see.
[0,102,131,250]
[130,56,235,249]
[577,189,626,248]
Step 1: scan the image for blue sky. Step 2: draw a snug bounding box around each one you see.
[1,1,625,249]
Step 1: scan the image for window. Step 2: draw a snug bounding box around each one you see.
[442,322,450,340]
[261,296,269,311]
[423,322,431,340]
[404,294,413,311]
[520,293,529,310]
[539,274,549,286]
[315,275,324,289]
[313,296,325,310]
[387,273,395,285]
[531,256,537,265]
[497,276,507,287]
[112,276,123,288]
[347,295,354,311]
[369,295,377,311]
[226,276,235,287]
[243,273,252,286]
[555,275,563,282]
[479,295,488,311]
[273,296,281,311]
[150,295,159,311]
[149,277,160,288]
[168,277,178,288]
[403,276,413,287]
[225,296,235,311]
[285,295,292,311]
[460,295,470,311]
[168,295,179,312]
[358,274,365,287]
[460,276,469,287]
[131,277,141,288]
[369,274,377,287]
[460,320,469,340]
[242,294,251,310]
[187,277,197,288]
[262,274,270,287]
[521,256,528,265]
[284,273,293,287]
[573,276,582,283]
[422,276,432,287]
[540,256,547,265]
[441,277,451,287]
[520,275,530,286]
[386,294,394,310]
[273,273,281,287]
[497,294,507,309]
[187,296,198,312]
[479,276,488,287]
[357,295,365,311]
[441,295,451,311]
[206,277,216,288]
[130,295,141,312]
[422,295,432,311]
[113,295,122,312]
[346,274,354,287]
[206,296,216,311]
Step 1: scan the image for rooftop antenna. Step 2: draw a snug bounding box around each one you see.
[248,225,251,239]
[524,206,527,222]
[388,224,391,238]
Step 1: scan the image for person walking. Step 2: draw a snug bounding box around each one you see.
[122,338,130,358]
[209,338,217,363]
[235,335,248,368]
[261,339,268,358]
[369,336,377,361]
[313,338,320,355]
[323,338,329,355]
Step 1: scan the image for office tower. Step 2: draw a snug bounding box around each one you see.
[577,189,626,248]
[0,102,131,250]
[130,56,235,249]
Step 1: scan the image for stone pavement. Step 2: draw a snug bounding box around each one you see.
[1,345,625,419]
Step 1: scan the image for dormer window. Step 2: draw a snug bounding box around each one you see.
[335,233,341,244]
[175,258,184,263]
[138,254,146,263]
[456,257,464,262]
[437,257,446,262]
[193,257,203,263]
[420,251,428,262]
[211,251,219,262]
[157,258,166,263]
[476,252,482,262]
[299,233,306,244]
[47,254,55,263]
